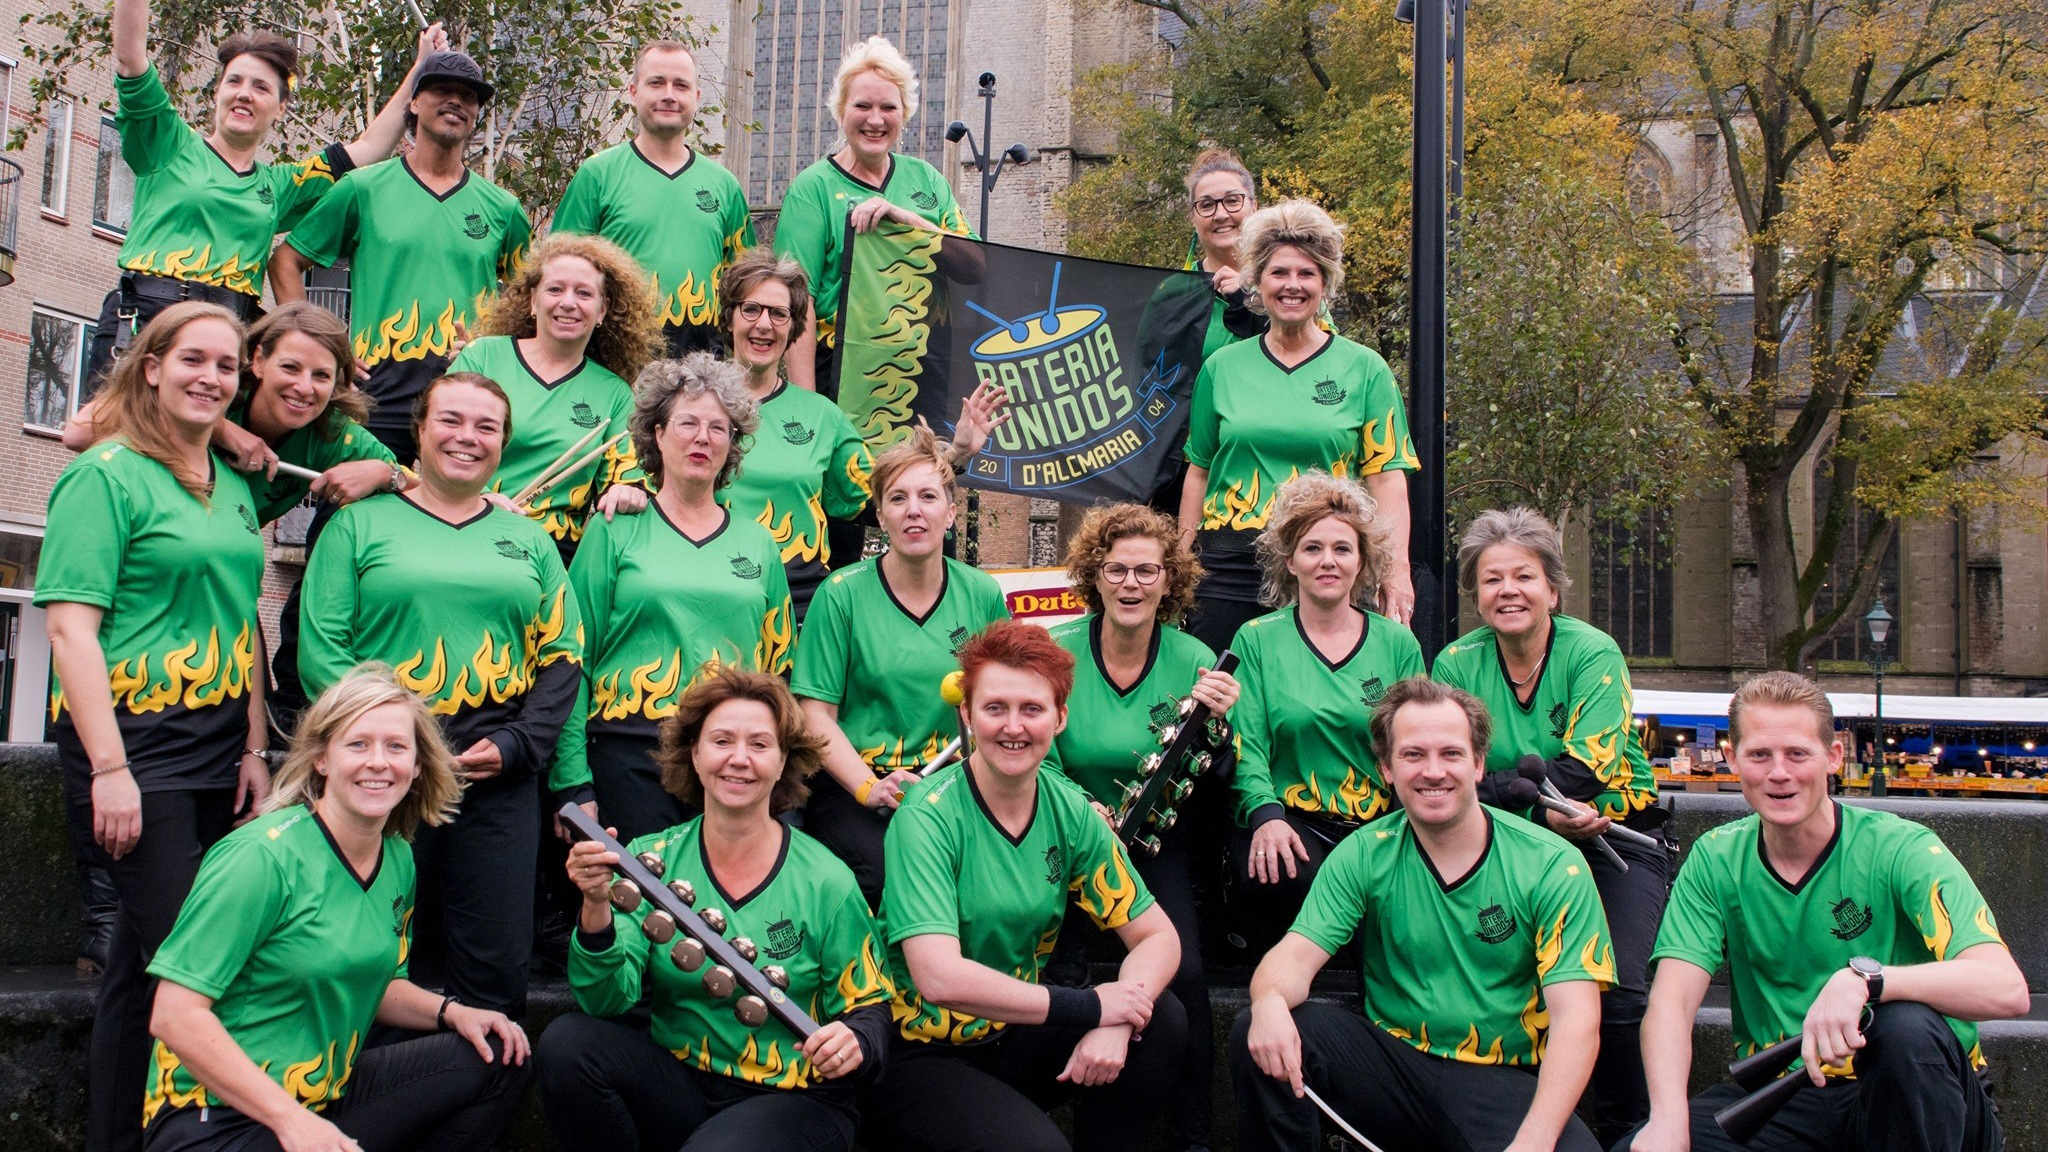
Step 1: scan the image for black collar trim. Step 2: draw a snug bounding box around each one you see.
[1416,811,1494,894]
[655,500,730,547]
[829,152,895,194]
[965,761,1039,848]
[203,140,258,179]
[701,821,791,910]
[1759,801,1843,894]
[1295,607,1368,672]
[402,156,471,202]
[398,491,493,529]
[1090,614,1162,698]
[1259,328,1335,375]
[879,557,949,626]
[513,340,588,390]
[311,808,384,891]
[630,139,697,179]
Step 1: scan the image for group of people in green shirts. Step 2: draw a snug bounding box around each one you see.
[34,7,2029,1152]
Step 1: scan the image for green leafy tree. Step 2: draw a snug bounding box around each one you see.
[1655,0,2048,668]
[17,0,719,223]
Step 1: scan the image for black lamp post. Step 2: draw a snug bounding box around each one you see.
[944,73,1029,565]
[1865,598,1893,797]
[1394,0,1461,659]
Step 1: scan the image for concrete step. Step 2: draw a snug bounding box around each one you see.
[0,969,2042,1152]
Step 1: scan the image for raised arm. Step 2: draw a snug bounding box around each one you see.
[343,24,448,167]
[112,0,149,77]
[269,241,312,304]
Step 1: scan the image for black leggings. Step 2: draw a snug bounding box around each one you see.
[1231,1001,1601,1152]
[860,994,1190,1152]
[81,787,238,1152]
[409,772,540,1016]
[536,1013,857,1152]
[142,1032,529,1152]
[1225,811,1354,955]
[1580,821,1671,1145]
[588,731,691,846]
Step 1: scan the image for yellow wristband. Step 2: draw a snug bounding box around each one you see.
[855,777,876,805]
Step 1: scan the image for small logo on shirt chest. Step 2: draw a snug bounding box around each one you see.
[463,212,491,240]
[1043,846,1065,885]
[1311,379,1346,406]
[764,918,806,959]
[695,189,722,214]
[494,538,532,561]
[1548,702,1569,739]
[1475,903,1517,945]
[729,555,763,579]
[1829,897,1874,941]
[1358,676,1386,705]
[909,191,940,210]
[782,420,815,445]
[569,402,602,428]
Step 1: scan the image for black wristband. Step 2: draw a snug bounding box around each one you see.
[436,994,457,1031]
[1043,984,1102,1031]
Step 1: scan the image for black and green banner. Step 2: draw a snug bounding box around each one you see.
[835,222,1213,505]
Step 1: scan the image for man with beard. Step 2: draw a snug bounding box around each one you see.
[273,51,531,463]
[552,41,754,357]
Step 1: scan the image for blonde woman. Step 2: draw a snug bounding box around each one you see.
[145,665,529,1152]
[1227,472,1424,944]
[773,36,977,393]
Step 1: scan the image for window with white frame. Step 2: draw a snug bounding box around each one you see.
[39,99,71,215]
[23,307,97,432]
[0,58,16,152]
[93,116,134,234]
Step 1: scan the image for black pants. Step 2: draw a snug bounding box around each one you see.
[1610,1002,2002,1152]
[410,772,539,1016]
[589,731,690,846]
[1580,821,1671,1144]
[85,279,259,389]
[861,993,1189,1152]
[1225,811,1354,955]
[1232,1002,1601,1152]
[1187,596,1266,656]
[1053,832,1216,1148]
[803,780,888,911]
[142,1032,529,1152]
[537,1012,857,1152]
[81,787,238,1152]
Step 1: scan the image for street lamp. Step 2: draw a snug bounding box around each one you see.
[1865,598,1893,796]
[944,73,1030,565]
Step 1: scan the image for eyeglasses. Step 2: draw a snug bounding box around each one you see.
[735,301,794,326]
[1193,193,1249,218]
[1101,563,1164,586]
[670,416,733,441]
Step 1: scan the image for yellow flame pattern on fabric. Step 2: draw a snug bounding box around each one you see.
[1282,767,1392,823]
[61,623,259,722]
[836,935,897,1014]
[141,1042,211,1127]
[847,234,944,447]
[356,291,489,368]
[397,587,573,715]
[857,732,945,775]
[756,602,793,675]
[123,248,261,297]
[281,1032,361,1108]
[1073,846,1143,928]
[1923,881,1956,960]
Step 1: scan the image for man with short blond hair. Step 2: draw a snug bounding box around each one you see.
[552,40,753,356]
[1619,670,2026,1152]
[1234,676,1613,1152]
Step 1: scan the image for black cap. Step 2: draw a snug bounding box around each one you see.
[413,50,494,103]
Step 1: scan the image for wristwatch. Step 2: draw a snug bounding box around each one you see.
[1847,956,1885,1004]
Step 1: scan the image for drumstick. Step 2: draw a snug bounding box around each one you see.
[402,0,431,28]
[521,431,628,507]
[273,461,322,482]
[511,422,608,505]
[1301,1085,1387,1152]
[917,735,963,778]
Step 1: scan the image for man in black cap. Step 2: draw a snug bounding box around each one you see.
[273,49,531,464]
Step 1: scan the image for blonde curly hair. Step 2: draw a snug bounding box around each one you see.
[476,233,661,386]
[1255,471,1394,609]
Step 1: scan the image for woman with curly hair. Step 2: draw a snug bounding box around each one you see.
[553,354,792,844]
[450,231,663,560]
[541,668,893,1152]
[1046,502,1238,1152]
[1228,472,1423,948]
[144,665,531,1152]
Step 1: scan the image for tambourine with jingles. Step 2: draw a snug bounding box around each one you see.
[1111,650,1238,856]
[557,803,819,1037]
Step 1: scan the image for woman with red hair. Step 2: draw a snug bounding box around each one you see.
[863,621,1188,1152]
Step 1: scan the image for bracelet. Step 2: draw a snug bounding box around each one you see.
[1043,984,1103,1031]
[242,748,270,762]
[90,761,132,778]
[436,994,458,1030]
[854,777,877,806]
